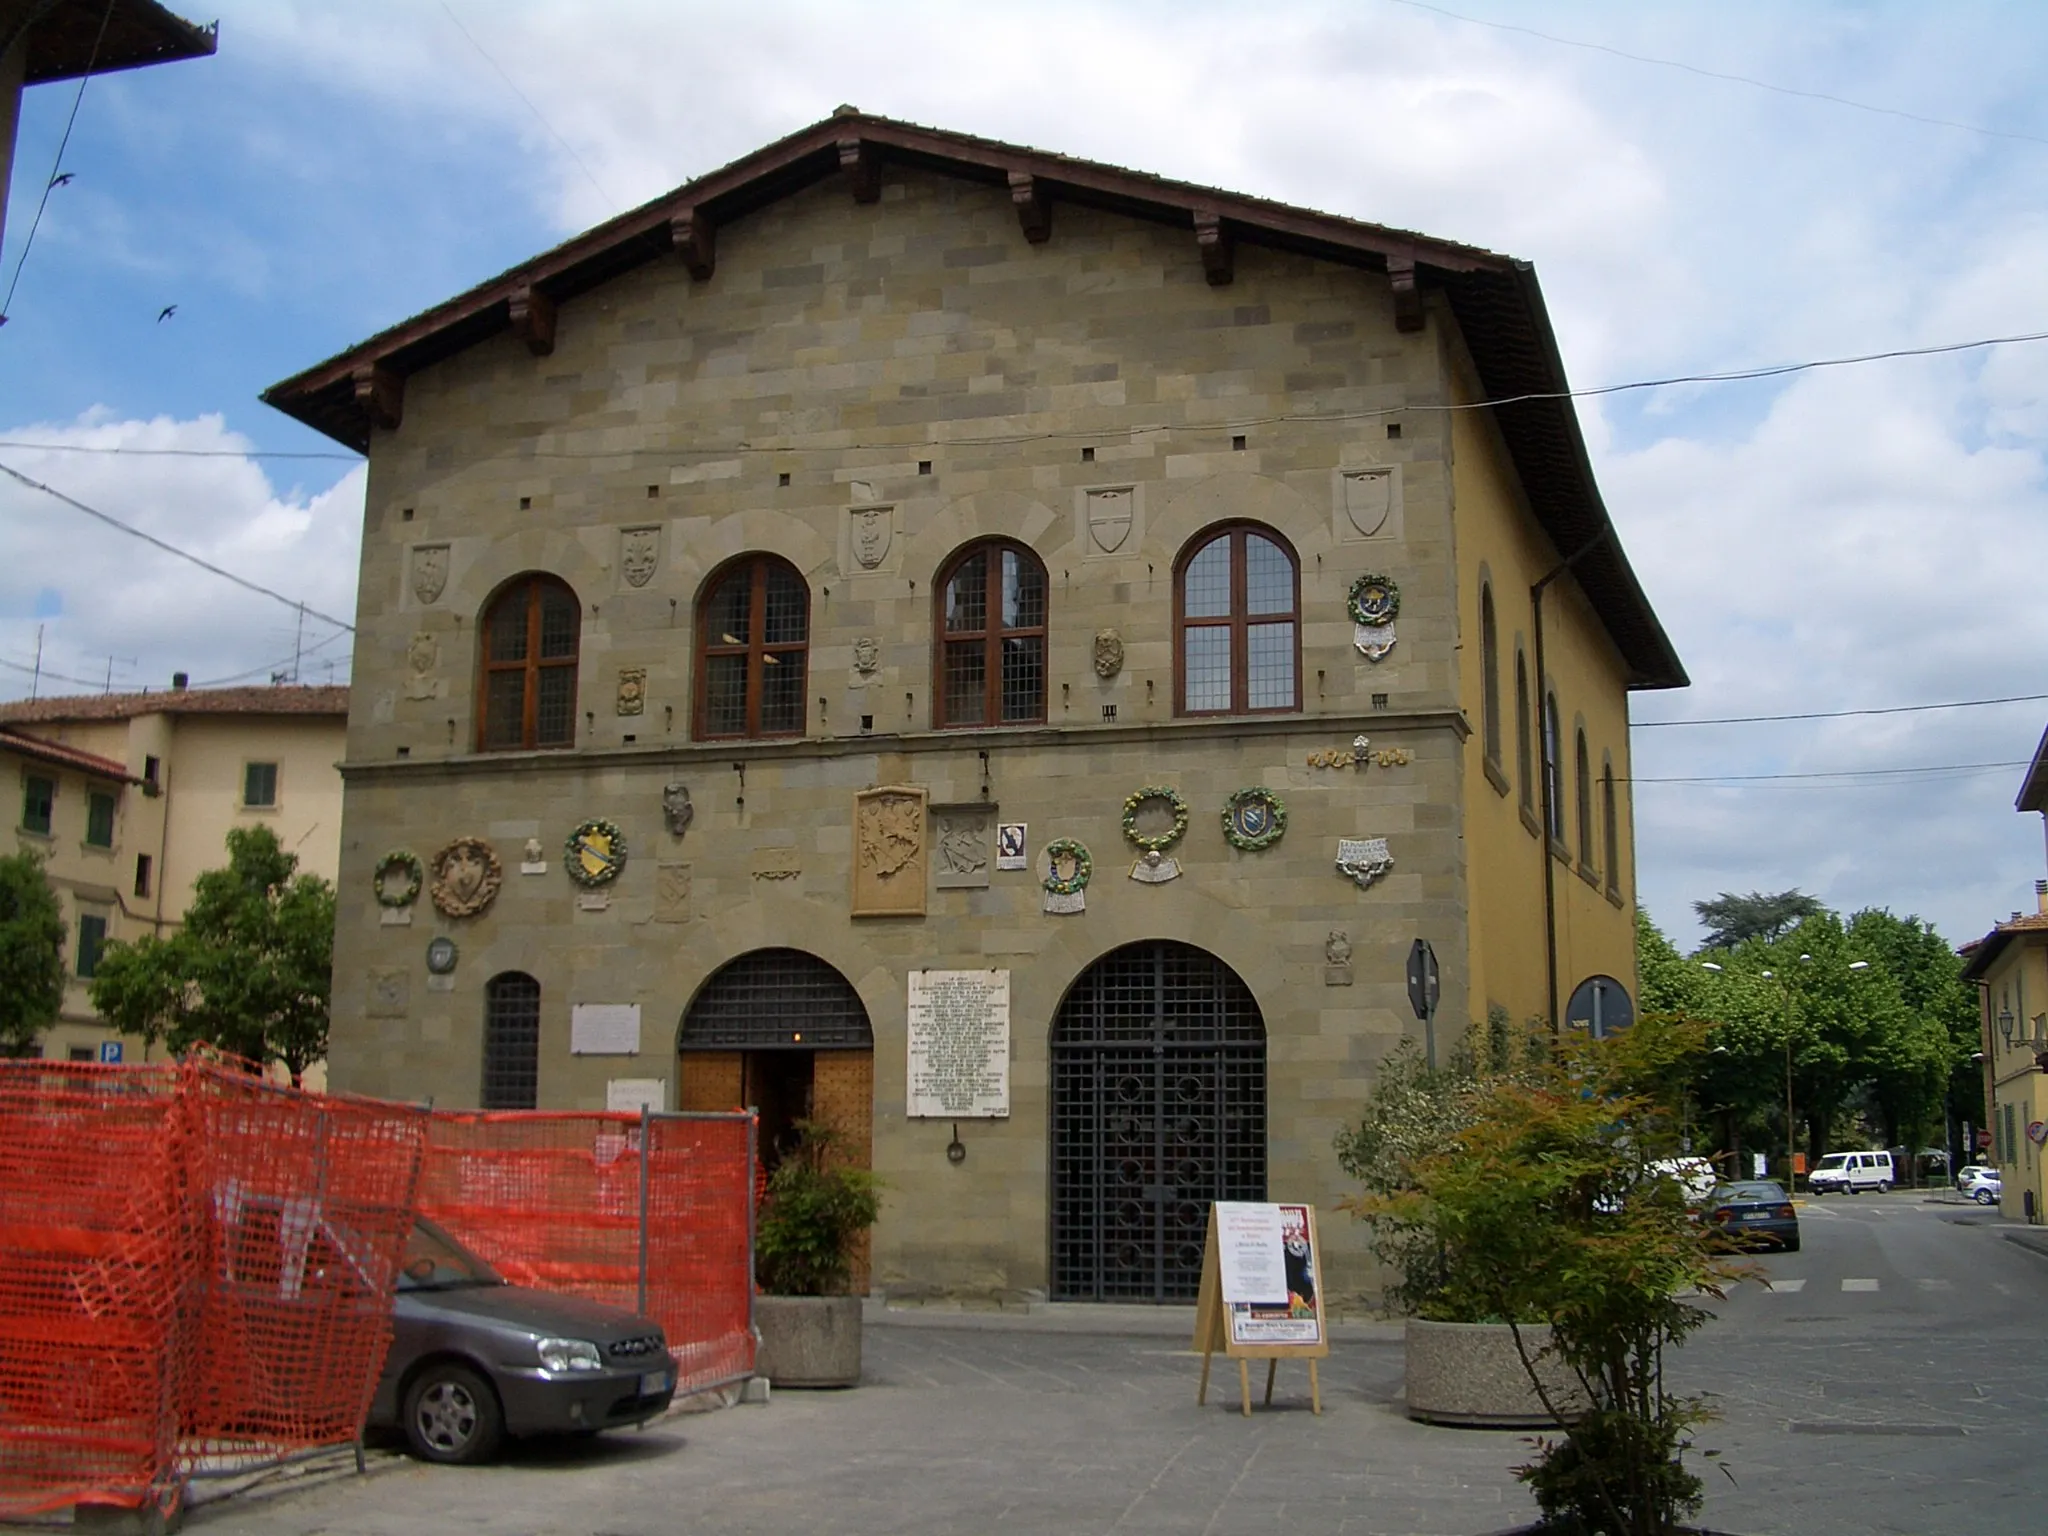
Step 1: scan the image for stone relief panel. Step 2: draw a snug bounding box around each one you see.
[616,666,647,716]
[367,968,410,1018]
[852,785,928,917]
[655,863,691,923]
[620,525,661,588]
[403,631,442,700]
[1332,464,1403,543]
[844,504,895,575]
[409,544,449,605]
[931,804,993,890]
[1075,484,1141,558]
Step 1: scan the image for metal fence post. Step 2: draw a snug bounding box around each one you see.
[637,1104,652,1317]
[746,1110,758,1345]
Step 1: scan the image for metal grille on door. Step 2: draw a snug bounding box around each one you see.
[1051,941,1266,1301]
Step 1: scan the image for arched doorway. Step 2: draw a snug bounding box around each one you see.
[677,949,874,1178]
[1050,941,1267,1302]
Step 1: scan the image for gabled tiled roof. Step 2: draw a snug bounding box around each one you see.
[0,685,349,726]
[1960,912,2048,980]
[0,727,139,784]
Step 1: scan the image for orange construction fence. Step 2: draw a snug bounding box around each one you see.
[0,1059,427,1521]
[419,1109,757,1396]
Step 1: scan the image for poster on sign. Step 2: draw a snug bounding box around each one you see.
[1193,1201,1327,1415]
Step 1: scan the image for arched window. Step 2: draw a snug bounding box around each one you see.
[1575,726,1594,867]
[935,540,1048,728]
[482,972,541,1109]
[1602,755,1620,896]
[478,575,580,751]
[1543,691,1565,843]
[696,555,809,740]
[1514,650,1533,811]
[1175,524,1299,716]
[1480,582,1502,768]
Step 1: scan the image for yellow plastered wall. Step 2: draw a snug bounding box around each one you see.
[1448,351,1641,1035]
[1982,937,2048,1221]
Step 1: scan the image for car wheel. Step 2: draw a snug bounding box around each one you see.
[403,1362,504,1465]
[1784,1235,1800,1253]
[1877,1180,1892,1194]
[1975,1188,1998,1206]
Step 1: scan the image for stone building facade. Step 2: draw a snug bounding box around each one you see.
[266,112,1684,1308]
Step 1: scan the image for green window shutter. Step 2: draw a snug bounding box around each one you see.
[23,775,54,835]
[86,792,115,848]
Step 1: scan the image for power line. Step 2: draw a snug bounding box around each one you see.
[192,626,353,688]
[0,653,105,690]
[1632,760,2028,786]
[0,0,114,328]
[0,460,356,633]
[1634,692,2048,729]
[1386,0,2048,150]
[0,440,360,462]
[438,2,618,212]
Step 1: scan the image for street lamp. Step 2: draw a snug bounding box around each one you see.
[2001,1009,2016,1048]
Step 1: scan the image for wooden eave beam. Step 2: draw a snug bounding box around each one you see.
[352,365,402,432]
[1387,254,1425,333]
[1008,172,1051,244]
[670,209,716,280]
[1193,212,1233,286]
[839,137,882,203]
[507,286,556,356]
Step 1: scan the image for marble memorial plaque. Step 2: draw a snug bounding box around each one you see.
[571,1003,641,1055]
[906,969,1011,1118]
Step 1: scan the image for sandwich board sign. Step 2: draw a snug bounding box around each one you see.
[1192,1200,1328,1415]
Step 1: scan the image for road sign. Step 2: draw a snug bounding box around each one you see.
[97,1041,122,1064]
[1406,940,1439,1022]
[1978,1130,1994,1150]
[1565,975,1634,1039]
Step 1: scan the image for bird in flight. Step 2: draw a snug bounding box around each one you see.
[49,172,74,188]
[157,305,177,323]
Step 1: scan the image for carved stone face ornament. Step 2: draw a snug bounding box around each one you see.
[1093,629,1124,679]
[662,782,694,838]
[621,527,659,588]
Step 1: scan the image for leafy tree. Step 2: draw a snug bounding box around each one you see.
[1847,908,1981,1154]
[89,825,335,1084]
[1634,908,1702,1018]
[1692,888,1824,950]
[0,851,66,1056]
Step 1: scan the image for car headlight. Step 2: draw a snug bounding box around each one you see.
[537,1337,604,1373]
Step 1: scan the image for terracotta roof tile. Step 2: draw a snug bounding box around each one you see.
[0,684,349,727]
[0,728,140,784]
[1959,912,2048,979]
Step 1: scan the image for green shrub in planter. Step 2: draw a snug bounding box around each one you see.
[755,1120,882,1297]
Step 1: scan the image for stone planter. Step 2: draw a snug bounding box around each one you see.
[754,1294,863,1388]
[1404,1318,1588,1427]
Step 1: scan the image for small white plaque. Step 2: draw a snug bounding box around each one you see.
[606,1077,666,1113]
[379,907,413,926]
[906,969,1010,1118]
[577,890,610,911]
[571,1002,642,1055]
[425,973,454,994]
[521,860,548,876]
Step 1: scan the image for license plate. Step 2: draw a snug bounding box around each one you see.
[1742,1212,1768,1220]
[640,1369,671,1395]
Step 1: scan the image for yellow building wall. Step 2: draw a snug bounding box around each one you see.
[1982,938,2048,1222]
[1447,349,1642,1035]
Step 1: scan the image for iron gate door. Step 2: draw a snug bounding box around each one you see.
[1050,941,1266,1301]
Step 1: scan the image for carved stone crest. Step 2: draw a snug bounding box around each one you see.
[430,836,503,918]
[1335,836,1394,892]
[662,782,694,838]
[655,862,691,923]
[410,545,449,605]
[1324,929,1354,987]
[932,805,992,890]
[620,526,660,588]
[1342,468,1395,538]
[403,631,439,700]
[852,785,927,917]
[852,636,880,680]
[851,505,893,570]
[616,667,646,716]
[1086,487,1134,553]
[1093,629,1124,679]
[367,969,409,1018]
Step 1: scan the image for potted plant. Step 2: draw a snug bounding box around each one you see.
[1346,1015,1745,1536]
[753,1119,882,1388]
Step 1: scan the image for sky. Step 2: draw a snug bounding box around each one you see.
[3,0,2046,955]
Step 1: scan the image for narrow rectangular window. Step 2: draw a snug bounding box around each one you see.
[86,791,115,848]
[22,775,54,835]
[68,1046,94,1063]
[243,762,278,808]
[143,755,161,789]
[76,913,108,979]
[134,854,153,898]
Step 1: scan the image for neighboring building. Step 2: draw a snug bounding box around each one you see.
[1,681,347,1063]
[1960,727,2048,1221]
[264,111,1685,1307]
[0,0,216,255]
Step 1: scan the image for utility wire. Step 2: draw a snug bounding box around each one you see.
[0,461,355,633]
[1632,760,2028,786]
[0,0,114,327]
[1635,692,2048,729]
[0,653,106,690]
[1387,0,2048,149]
[0,440,361,462]
[438,1,618,212]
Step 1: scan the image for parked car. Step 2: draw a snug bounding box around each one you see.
[368,1218,676,1464]
[1806,1150,1894,1196]
[1955,1163,1995,1192]
[1959,1167,2003,1206]
[1701,1180,1800,1252]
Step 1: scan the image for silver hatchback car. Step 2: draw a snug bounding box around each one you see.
[368,1219,676,1463]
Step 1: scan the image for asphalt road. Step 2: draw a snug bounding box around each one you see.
[111,1194,2048,1536]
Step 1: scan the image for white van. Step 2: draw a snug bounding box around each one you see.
[1807,1150,1894,1195]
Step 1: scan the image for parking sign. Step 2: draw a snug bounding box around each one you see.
[98,1041,122,1064]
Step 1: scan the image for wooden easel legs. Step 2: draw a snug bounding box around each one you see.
[1196,1352,1322,1416]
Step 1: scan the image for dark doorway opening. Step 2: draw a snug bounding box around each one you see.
[744,1050,815,1173]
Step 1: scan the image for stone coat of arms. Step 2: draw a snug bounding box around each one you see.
[411,545,449,605]
[1086,487,1133,553]
[852,506,892,570]
[621,527,660,587]
[430,836,503,917]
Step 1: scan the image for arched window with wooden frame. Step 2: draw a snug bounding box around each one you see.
[1174,523,1300,716]
[1601,753,1621,898]
[934,539,1048,728]
[1479,581,1502,771]
[696,554,809,740]
[478,574,581,751]
[482,971,541,1109]
[1575,724,1595,869]
[1543,690,1565,844]
[1514,649,1533,813]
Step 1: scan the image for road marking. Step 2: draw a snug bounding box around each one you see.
[1842,1278,1880,1292]
[1765,1278,1807,1293]
[1916,1278,1953,1291]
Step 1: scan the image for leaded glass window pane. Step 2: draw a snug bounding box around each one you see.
[760,654,805,735]
[1184,627,1231,712]
[1183,537,1231,618]
[944,641,988,725]
[704,654,750,736]
[1000,635,1044,723]
[765,566,808,645]
[1245,534,1292,614]
[535,667,576,746]
[945,552,988,633]
[484,671,527,749]
[1245,622,1295,709]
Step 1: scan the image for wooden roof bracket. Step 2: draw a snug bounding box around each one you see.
[1008,172,1051,244]
[1387,253,1424,333]
[1193,211,1233,286]
[508,286,557,356]
[352,364,402,432]
[838,137,882,203]
[670,209,716,281]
